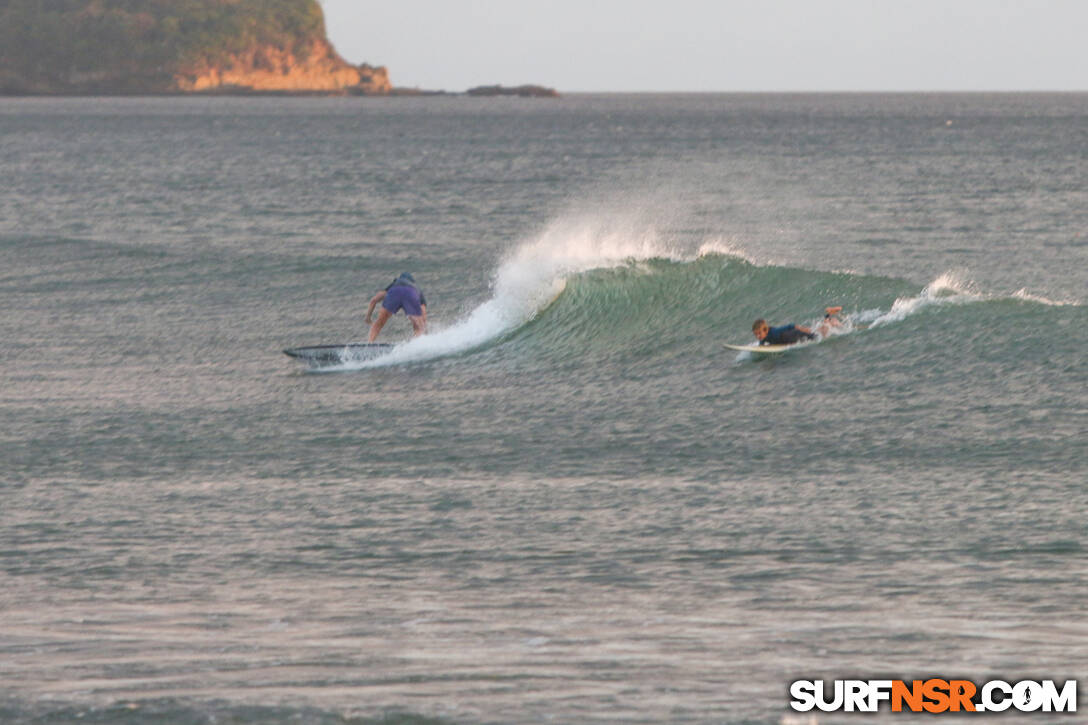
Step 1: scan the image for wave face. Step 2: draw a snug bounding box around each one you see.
[339,217,1075,372]
[342,215,679,368]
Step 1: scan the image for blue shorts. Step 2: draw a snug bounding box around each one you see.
[382,285,424,317]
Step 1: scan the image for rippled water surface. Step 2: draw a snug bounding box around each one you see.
[1,94,1085,724]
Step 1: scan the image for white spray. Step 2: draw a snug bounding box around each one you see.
[348,216,690,369]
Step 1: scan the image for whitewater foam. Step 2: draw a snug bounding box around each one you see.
[855,273,1081,330]
[863,272,982,328]
[696,237,760,265]
[1010,288,1081,307]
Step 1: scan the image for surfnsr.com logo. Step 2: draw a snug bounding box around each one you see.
[789,679,1077,713]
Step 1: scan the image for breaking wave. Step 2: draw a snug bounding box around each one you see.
[319,218,1080,371]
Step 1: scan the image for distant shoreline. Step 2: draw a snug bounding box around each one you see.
[2,89,1081,99]
[0,84,559,98]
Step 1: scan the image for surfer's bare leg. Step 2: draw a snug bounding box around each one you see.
[408,315,426,337]
[368,308,392,342]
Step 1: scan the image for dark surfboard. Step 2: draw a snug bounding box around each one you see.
[283,343,395,365]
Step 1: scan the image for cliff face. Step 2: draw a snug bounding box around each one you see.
[0,0,391,95]
[176,39,391,94]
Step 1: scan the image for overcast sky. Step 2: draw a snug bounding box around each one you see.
[318,0,1087,92]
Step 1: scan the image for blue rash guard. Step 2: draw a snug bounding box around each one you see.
[763,324,815,346]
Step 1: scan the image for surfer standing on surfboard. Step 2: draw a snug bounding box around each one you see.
[752,306,843,346]
[366,272,428,341]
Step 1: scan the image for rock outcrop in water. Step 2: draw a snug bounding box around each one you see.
[467,84,560,98]
[0,0,391,95]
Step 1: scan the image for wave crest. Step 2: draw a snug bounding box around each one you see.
[325,218,1076,370]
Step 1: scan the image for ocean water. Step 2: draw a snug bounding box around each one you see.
[0,94,1085,724]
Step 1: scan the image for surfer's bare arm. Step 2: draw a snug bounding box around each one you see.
[816,307,844,337]
[365,291,386,324]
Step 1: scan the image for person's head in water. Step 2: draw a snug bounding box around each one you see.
[752,319,769,341]
[398,272,415,284]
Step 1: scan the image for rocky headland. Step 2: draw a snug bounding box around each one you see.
[0,0,556,97]
[0,0,390,95]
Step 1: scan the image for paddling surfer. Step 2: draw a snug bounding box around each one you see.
[366,272,427,341]
[752,306,843,346]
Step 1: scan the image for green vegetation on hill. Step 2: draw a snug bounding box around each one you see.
[0,0,329,92]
